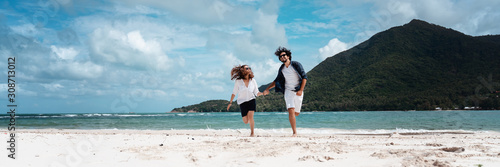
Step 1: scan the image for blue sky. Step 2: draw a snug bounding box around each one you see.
[1,0,499,114]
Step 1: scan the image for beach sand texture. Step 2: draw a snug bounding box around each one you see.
[2,129,500,167]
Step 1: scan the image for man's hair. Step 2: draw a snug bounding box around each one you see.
[230,65,254,80]
[274,46,292,61]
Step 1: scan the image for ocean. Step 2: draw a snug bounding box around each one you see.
[2,110,500,133]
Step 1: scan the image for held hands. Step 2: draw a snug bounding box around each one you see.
[263,89,270,95]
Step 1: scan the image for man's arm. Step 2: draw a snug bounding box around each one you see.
[296,79,307,96]
[263,81,276,95]
[296,61,307,80]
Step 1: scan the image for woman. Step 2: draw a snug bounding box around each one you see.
[227,65,263,137]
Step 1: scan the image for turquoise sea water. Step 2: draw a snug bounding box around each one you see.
[1,111,499,133]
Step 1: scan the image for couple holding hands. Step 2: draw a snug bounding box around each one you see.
[227,47,308,137]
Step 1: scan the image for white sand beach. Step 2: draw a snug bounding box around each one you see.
[2,129,500,167]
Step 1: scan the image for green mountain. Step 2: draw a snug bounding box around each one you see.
[171,19,500,112]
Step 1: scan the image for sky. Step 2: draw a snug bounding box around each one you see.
[1,0,499,114]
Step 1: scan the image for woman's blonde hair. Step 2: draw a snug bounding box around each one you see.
[230,65,254,80]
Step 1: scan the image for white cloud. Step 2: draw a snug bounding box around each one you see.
[222,52,243,66]
[319,38,349,60]
[18,85,39,97]
[311,0,500,49]
[250,9,287,49]
[454,6,500,35]
[205,70,225,79]
[48,61,104,80]
[368,0,500,36]
[1,24,103,82]
[0,84,38,96]
[130,88,167,98]
[89,28,171,71]
[41,83,64,91]
[212,85,225,92]
[286,21,339,35]
[109,0,287,61]
[10,23,39,37]
[385,1,417,20]
[51,46,78,60]
[117,0,256,25]
[236,0,262,4]
[177,56,186,67]
[249,58,282,83]
[55,0,71,5]
[113,4,167,15]
[211,8,287,60]
[73,13,208,51]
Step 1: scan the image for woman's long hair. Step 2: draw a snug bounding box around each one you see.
[230,65,254,80]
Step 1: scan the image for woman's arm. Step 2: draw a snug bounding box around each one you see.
[227,94,235,111]
[253,79,262,97]
[228,81,239,111]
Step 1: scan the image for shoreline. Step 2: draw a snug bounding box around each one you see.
[2,129,500,166]
[2,109,499,115]
[5,128,496,136]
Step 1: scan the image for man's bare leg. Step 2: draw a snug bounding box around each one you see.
[288,108,297,137]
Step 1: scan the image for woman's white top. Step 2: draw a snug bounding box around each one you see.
[232,79,259,105]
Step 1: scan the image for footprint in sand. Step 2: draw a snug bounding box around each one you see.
[440,147,465,153]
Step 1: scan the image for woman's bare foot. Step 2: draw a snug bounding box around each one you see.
[250,133,255,137]
[291,133,297,137]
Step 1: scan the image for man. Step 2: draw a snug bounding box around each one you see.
[263,46,307,137]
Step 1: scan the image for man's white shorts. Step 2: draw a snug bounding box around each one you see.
[284,89,304,113]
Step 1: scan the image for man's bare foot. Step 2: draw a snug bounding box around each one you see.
[250,133,255,137]
[291,134,297,137]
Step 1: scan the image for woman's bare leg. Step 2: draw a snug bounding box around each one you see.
[248,111,255,137]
